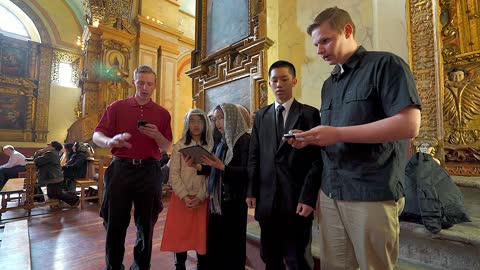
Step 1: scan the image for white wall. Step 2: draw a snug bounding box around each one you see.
[268,0,408,108]
[47,85,81,142]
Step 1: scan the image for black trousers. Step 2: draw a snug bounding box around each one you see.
[259,214,314,270]
[207,199,247,270]
[46,182,79,206]
[100,159,163,270]
[0,165,26,190]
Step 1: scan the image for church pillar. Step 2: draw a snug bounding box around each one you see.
[34,44,54,142]
[81,26,102,116]
[406,0,445,161]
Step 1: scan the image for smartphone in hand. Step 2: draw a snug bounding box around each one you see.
[137,120,148,128]
[283,133,296,139]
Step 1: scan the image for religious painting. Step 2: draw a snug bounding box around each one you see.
[105,50,128,81]
[1,47,27,77]
[206,0,249,56]
[0,93,26,129]
[204,76,250,113]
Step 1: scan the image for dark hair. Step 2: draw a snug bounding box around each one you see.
[185,114,208,146]
[133,65,156,81]
[73,141,86,153]
[49,141,63,151]
[63,143,74,156]
[268,60,296,78]
[449,67,466,74]
[306,7,355,37]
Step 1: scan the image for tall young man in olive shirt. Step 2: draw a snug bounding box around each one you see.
[93,65,172,270]
[289,7,422,270]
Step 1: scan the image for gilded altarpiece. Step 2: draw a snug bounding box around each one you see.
[67,0,135,144]
[408,0,480,176]
[186,0,273,116]
[0,34,52,142]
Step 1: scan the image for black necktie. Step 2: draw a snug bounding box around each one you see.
[276,105,285,144]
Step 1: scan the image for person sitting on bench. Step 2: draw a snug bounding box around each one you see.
[0,145,27,190]
[34,141,79,206]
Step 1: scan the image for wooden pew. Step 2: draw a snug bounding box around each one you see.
[23,163,60,215]
[74,158,108,209]
[0,178,26,220]
[0,219,32,270]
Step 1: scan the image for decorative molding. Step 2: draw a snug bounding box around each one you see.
[98,25,136,46]
[445,163,480,176]
[187,0,272,113]
[138,32,180,55]
[137,15,184,38]
[179,36,195,47]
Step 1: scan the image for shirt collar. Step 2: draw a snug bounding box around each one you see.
[331,46,366,79]
[275,97,294,112]
[126,95,154,108]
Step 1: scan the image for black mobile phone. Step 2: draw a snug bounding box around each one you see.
[283,133,296,139]
[137,120,148,128]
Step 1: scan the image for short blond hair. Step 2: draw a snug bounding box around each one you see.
[307,7,355,37]
[133,65,156,81]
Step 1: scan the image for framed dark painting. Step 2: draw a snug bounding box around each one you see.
[0,93,27,129]
[1,47,27,77]
[206,0,249,56]
[204,76,250,113]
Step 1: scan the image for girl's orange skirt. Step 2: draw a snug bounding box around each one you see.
[160,192,208,255]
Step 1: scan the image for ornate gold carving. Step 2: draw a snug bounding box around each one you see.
[444,67,480,144]
[35,45,53,142]
[435,0,480,175]
[66,112,101,144]
[51,50,81,87]
[440,0,460,57]
[83,0,136,34]
[445,163,480,175]
[407,0,443,149]
[0,76,36,88]
[445,146,480,163]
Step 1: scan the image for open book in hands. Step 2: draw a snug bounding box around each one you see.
[178,145,215,164]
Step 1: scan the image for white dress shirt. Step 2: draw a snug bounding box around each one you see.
[275,97,294,126]
[0,150,27,169]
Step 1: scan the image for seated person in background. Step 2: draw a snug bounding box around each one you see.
[0,145,27,190]
[60,143,74,167]
[63,141,89,192]
[34,141,79,206]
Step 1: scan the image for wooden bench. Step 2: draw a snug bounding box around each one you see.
[0,178,26,220]
[74,158,107,209]
[0,219,32,270]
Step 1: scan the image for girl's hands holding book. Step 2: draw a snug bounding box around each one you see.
[200,154,225,171]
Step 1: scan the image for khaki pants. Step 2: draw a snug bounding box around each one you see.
[318,191,405,270]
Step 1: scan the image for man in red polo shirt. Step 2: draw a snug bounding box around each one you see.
[93,65,172,270]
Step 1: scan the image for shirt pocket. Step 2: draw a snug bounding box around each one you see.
[343,84,378,124]
[320,97,333,126]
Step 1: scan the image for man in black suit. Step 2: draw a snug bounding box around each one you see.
[247,60,322,270]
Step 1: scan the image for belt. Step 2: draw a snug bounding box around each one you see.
[112,156,158,166]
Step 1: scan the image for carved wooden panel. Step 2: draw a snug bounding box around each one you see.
[440,0,480,175]
[0,35,50,142]
[408,0,480,175]
[407,0,444,158]
[187,0,272,114]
